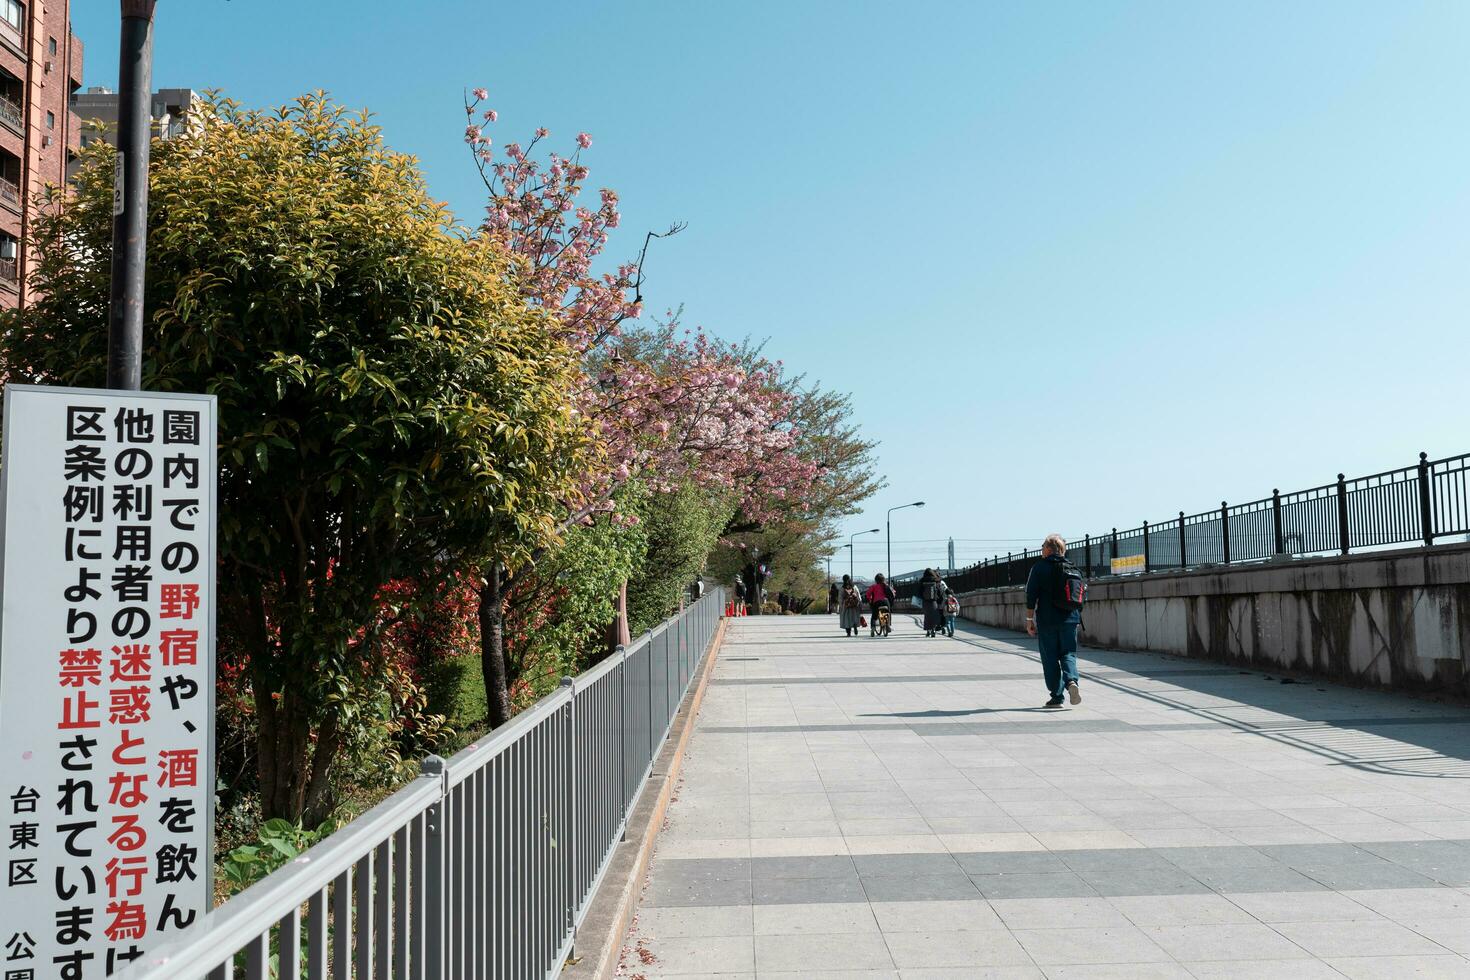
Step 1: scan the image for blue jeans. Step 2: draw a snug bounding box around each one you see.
[945,615,956,636]
[1037,623,1079,700]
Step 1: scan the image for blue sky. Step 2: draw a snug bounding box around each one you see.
[74,1,1470,574]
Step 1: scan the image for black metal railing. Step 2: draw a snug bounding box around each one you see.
[897,451,1470,598]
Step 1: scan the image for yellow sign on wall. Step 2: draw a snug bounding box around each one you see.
[1111,553,1146,574]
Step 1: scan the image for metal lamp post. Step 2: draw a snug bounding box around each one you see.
[108,0,158,392]
[886,501,925,582]
[849,527,879,581]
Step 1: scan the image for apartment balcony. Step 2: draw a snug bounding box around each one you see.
[0,94,21,135]
[0,175,19,214]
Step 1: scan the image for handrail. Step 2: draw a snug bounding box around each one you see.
[121,778,442,979]
[900,451,1470,598]
[116,586,727,980]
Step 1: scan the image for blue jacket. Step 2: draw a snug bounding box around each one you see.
[1025,555,1081,631]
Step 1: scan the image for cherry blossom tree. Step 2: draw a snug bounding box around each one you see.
[463,88,824,723]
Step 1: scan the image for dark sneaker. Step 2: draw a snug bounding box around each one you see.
[1067,681,1081,705]
[1043,698,1065,709]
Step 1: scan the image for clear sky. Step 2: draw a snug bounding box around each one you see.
[74,1,1470,575]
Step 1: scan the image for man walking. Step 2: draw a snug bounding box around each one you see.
[1025,533,1083,708]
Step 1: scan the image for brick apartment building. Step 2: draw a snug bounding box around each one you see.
[0,0,81,310]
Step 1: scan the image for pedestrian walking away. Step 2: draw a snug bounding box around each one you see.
[1025,533,1086,708]
[733,576,747,615]
[828,581,840,615]
[838,574,863,636]
[918,567,946,637]
[864,573,895,636]
[942,582,959,637]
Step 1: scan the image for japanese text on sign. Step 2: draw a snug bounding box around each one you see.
[0,385,215,979]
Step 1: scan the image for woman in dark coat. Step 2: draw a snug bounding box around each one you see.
[838,574,862,636]
[919,568,946,637]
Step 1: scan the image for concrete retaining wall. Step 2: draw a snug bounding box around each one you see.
[957,543,1470,698]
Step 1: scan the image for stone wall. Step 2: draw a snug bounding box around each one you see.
[956,543,1470,698]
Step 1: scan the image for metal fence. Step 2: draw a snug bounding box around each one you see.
[118,588,726,980]
[898,450,1470,598]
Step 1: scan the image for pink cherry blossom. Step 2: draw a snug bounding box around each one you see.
[461,84,823,525]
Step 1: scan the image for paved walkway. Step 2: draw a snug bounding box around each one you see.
[614,614,1470,979]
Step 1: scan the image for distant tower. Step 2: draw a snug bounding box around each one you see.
[948,537,955,574]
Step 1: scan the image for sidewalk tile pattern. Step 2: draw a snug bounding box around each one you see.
[615,615,1470,978]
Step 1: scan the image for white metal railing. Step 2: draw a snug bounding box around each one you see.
[116,587,726,980]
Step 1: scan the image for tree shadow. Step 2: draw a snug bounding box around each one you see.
[948,621,1470,779]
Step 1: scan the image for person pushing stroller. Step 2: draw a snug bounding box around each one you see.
[918,568,947,637]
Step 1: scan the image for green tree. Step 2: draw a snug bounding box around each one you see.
[1,94,588,822]
[503,483,650,691]
[626,480,734,635]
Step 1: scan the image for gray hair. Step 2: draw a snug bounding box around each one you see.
[1043,533,1067,555]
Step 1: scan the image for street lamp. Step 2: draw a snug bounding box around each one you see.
[849,527,879,581]
[109,0,159,392]
[886,501,926,582]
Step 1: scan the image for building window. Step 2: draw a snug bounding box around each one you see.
[1,1,21,34]
[45,110,53,129]
[48,36,55,56]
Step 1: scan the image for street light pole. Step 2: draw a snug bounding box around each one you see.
[849,527,879,581]
[886,501,926,583]
[108,0,158,392]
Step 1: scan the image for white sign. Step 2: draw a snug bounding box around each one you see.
[113,153,125,218]
[0,385,216,978]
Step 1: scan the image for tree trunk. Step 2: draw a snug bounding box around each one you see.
[604,579,632,657]
[479,561,514,727]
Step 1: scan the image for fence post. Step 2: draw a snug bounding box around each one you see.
[1142,521,1151,573]
[1418,451,1434,546]
[1006,553,1012,586]
[1272,489,1284,554]
[1220,503,1230,564]
[1178,512,1187,569]
[560,676,576,950]
[1337,474,1350,554]
[420,755,448,980]
[1084,534,1091,578]
[617,646,628,842]
[1111,528,1118,574]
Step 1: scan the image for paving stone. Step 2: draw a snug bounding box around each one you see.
[862,873,983,903]
[1142,921,1311,960]
[1273,918,1456,958]
[972,872,1099,900]
[883,929,1034,968]
[752,901,880,935]
[752,875,866,906]
[754,932,896,972]
[1011,923,1173,965]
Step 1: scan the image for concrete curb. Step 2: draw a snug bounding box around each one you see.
[562,615,728,980]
